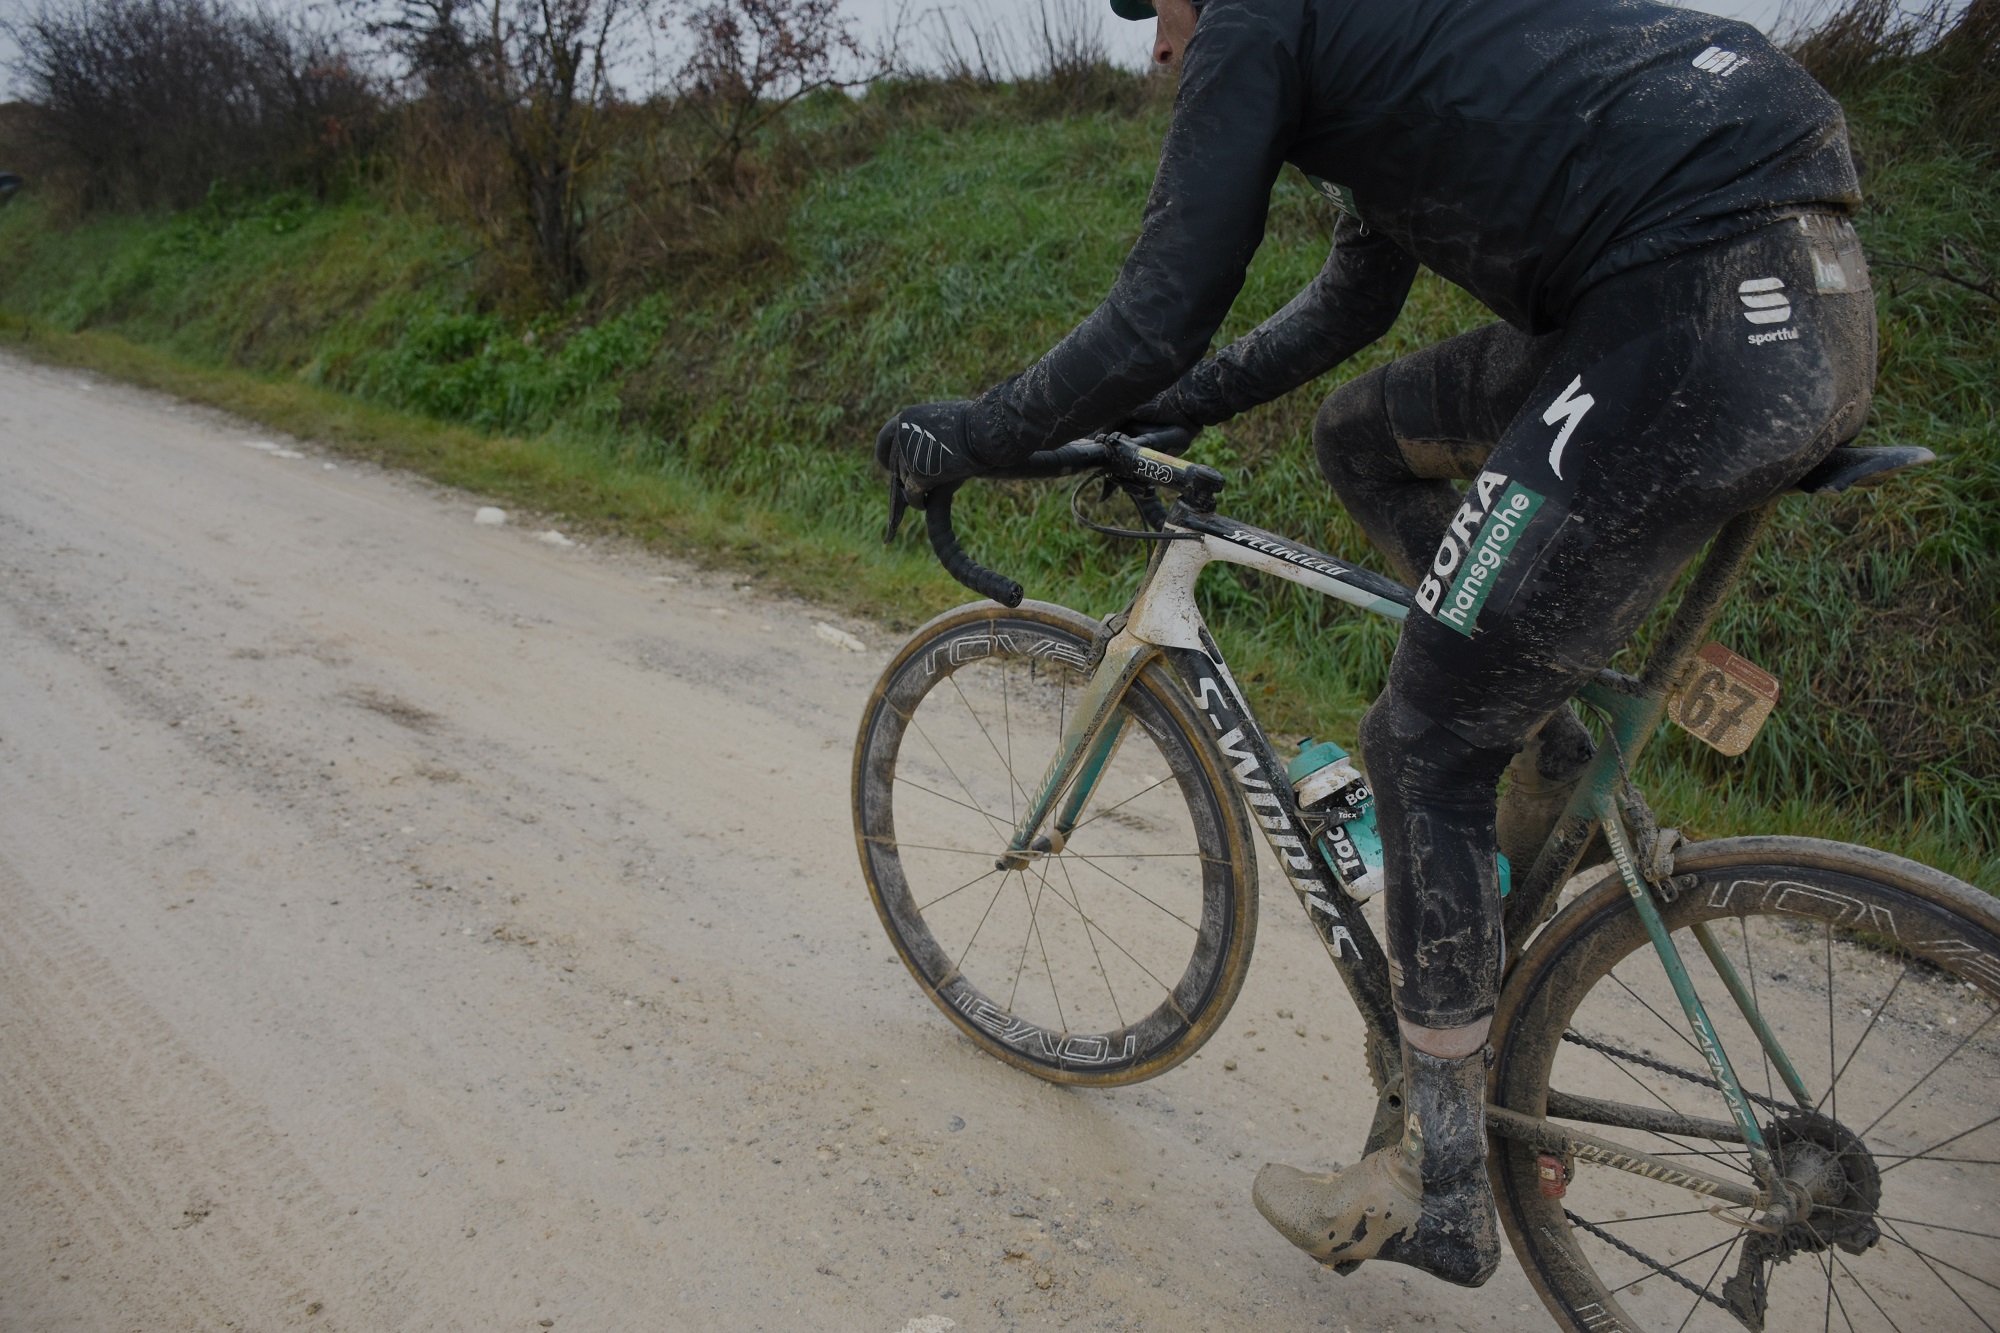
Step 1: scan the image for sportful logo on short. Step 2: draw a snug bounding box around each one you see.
[1692,45,1748,76]
[1739,277,1791,323]
[1416,470,1546,637]
[1740,276,1798,344]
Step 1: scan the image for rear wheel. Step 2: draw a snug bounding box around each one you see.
[852,601,1257,1086]
[1493,836,2000,1332]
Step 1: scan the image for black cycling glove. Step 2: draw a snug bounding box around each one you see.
[1115,390,1201,455]
[875,399,991,502]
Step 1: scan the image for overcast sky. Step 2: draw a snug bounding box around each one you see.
[2,0,1809,104]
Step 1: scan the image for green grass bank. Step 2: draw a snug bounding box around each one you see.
[2,70,1994,889]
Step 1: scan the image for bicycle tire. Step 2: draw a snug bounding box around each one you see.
[1491,835,2000,1333]
[852,600,1257,1086]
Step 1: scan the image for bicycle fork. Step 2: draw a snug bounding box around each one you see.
[995,634,1150,870]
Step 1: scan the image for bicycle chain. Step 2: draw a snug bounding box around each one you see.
[1561,1028,1797,1117]
[1563,1209,1736,1314]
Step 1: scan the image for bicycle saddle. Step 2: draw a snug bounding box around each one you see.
[1792,444,1935,494]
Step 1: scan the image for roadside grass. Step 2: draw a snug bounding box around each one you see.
[0,316,969,623]
[2,66,1993,890]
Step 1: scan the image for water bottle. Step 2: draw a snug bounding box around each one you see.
[1286,738,1510,901]
[1287,738,1386,901]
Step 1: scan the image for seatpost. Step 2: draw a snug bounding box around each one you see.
[1636,501,1776,697]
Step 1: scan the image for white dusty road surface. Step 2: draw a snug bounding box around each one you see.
[0,354,1550,1332]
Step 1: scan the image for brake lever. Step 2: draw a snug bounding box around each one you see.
[883,478,913,544]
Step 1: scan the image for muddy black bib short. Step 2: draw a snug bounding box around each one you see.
[1322,214,1875,1029]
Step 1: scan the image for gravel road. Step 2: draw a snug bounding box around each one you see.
[0,353,1555,1332]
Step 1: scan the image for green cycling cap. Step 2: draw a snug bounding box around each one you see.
[1109,0,1156,18]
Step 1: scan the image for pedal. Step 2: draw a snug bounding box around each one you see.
[1669,642,1780,756]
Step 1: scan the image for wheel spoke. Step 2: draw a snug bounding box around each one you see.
[1061,850,1200,932]
[1860,1004,2000,1141]
[1674,1232,1740,1333]
[915,864,1005,914]
[1825,920,1839,1126]
[949,673,1033,819]
[894,762,1008,841]
[1069,773,1177,835]
[1021,858,1065,1032]
[906,711,1014,840]
[1878,1216,2000,1328]
[1816,959,1911,1121]
[1057,855,1125,1031]
[1002,660,1016,823]
[1608,966,1723,1082]
[1875,1108,2000,1171]
[1579,1040,1756,1179]
[1874,1214,2000,1244]
[1830,1245,1909,1333]
[1742,916,1779,1112]
[1006,867,1047,1015]
[955,867,1018,976]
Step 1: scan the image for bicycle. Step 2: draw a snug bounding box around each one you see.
[850,430,1999,1332]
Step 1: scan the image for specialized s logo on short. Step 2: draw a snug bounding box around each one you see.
[1740,277,1798,345]
[1542,375,1594,480]
[1416,469,1546,637]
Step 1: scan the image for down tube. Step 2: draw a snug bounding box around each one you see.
[1158,643,1402,1075]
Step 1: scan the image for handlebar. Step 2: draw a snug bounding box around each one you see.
[889,429,1224,607]
[925,482,1026,607]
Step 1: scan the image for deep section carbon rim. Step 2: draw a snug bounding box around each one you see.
[1493,841,2000,1332]
[853,604,1254,1085]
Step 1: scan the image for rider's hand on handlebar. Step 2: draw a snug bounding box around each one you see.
[1115,391,1200,456]
[875,400,990,505]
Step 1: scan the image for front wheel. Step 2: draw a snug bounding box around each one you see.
[852,600,1258,1086]
[1492,836,2000,1333]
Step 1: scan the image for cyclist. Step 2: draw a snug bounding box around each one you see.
[876,0,1873,1287]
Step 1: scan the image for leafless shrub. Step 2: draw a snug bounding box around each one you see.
[357,0,658,300]
[5,0,378,211]
[668,0,863,186]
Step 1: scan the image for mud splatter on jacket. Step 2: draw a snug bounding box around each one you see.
[970,0,1860,458]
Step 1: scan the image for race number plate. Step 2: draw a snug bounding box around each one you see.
[1669,642,1781,756]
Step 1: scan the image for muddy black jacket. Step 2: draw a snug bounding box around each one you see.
[968,0,1859,459]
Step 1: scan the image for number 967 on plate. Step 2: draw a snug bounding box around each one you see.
[1670,642,1781,756]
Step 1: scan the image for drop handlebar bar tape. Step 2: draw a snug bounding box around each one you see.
[925,484,1025,608]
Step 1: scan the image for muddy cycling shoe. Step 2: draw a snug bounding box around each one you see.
[1252,1047,1501,1288]
[1496,709,1607,871]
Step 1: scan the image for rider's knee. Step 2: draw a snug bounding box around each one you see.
[1313,366,1402,501]
[1359,687,1513,811]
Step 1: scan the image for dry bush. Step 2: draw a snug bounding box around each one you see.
[5,0,379,212]
[359,0,659,301]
